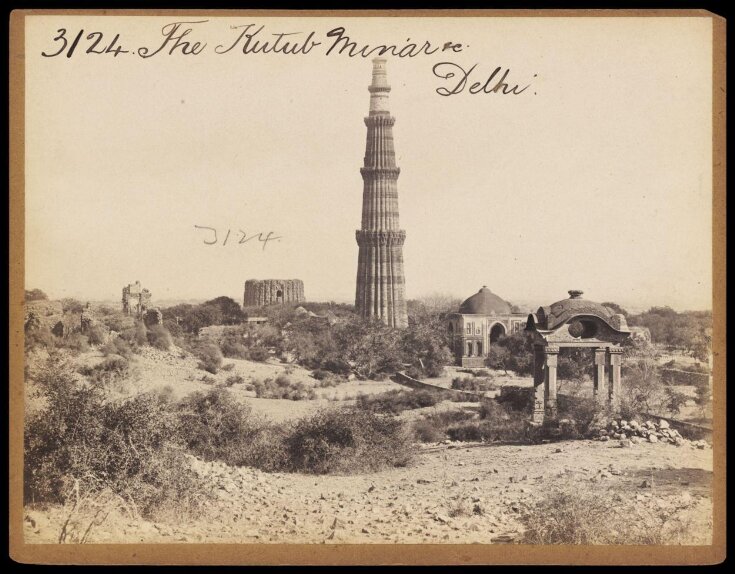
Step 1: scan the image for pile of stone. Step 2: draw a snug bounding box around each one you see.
[594,418,709,449]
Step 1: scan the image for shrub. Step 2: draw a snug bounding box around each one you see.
[25,324,55,351]
[220,339,249,360]
[101,337,134,360]
[550,395,609,439]
[163,318,183,338]
[311,367,343,387]
[225,375,245,387]
[86,324,108,346]
[79,356,130,386]
[451,376,496,392]
[446,422,489,442]
[147,324,173,350]
[196,342,223,374]
[96,309,135,333]
[694,379,712,416]
[177,388,258,462]
[251,375,317,400]
[176,393,415,475]
[315,375,344,388]
[453,398,528,442]
[519,488,704,544]
[221,363,235,372]
[321,358,352,376]
[134,321,148,347]
[247,346,270,362]
[57,332,90,353]
[405,365,424,380]
[496,386,534,413]
[176,388,289,472]
[411,410,476,443]
[24,354,205,519]
[356,389,439,414]
[311,369,330,381]
[284,408,413,474]
[412,417,447,443]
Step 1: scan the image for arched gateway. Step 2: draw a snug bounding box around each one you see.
[525,290,631,423]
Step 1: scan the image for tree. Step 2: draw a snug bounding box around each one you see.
[693,379,712,419]
[173,304,223,335]
[601,302,629,317]
[204,296,245,325]
[485,346,511,374]
[335,318,404,379]
[25,289,48,301]
[401,320,452,378]
[407,293,462,317]
[489,332,535,376]
[663,387,689,417]
[60,298,85,314]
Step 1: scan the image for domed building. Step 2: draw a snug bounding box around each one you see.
[446,286,527,367]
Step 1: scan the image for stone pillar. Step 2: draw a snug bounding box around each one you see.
[544,346,559,420]
[607,347,623,411]
[532,345,546,422]
[593,347,608,404]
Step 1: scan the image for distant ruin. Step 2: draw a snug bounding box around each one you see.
[244,279,305,307]
[122,281,152,316]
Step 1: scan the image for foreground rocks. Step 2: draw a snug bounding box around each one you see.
[594,418,711,450]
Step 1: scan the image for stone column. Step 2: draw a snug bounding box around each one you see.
[593,347,608,404]
[532,345,546,422]
[607,347,623,411]
[544,346,560,420]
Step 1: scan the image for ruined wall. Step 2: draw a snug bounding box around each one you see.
[122,281,152,316]
[243,279,305,307]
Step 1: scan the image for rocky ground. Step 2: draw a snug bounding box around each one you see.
[23,347,713,545]
[24,437,712,545]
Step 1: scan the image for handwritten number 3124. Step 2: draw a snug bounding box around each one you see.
[42,29,129,58]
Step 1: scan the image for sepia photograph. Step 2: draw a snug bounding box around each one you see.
[9,9,725,565]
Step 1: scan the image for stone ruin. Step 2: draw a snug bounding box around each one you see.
[80,303,95,332]
[122,281,152,317]
[244,279,305,307]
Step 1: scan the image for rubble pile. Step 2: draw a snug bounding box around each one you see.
[594,418,710,449]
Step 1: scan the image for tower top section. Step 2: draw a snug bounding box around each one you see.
[368,57,391,114]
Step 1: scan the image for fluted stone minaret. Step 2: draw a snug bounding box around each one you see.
[355,58,408,328]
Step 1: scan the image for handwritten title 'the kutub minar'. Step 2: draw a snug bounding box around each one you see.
[355,58,408,329]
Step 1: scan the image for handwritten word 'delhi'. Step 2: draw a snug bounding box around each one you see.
[194,226,282,250]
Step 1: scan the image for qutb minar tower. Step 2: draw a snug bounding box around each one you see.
[355,58,408,328]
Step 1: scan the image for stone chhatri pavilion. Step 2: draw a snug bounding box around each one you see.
[446,286,527,367]
[525,290,631,423]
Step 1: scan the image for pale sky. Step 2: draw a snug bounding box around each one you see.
[24,15,713,311]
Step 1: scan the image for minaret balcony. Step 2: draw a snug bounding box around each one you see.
[356,229,407,246]
[364,115,396,126]
[360,166,401,180]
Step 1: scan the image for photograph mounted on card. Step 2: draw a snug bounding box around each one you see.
[9,9,725,566]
